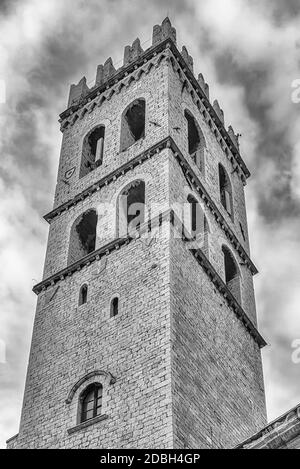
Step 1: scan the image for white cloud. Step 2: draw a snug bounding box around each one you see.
[1,0,300,448]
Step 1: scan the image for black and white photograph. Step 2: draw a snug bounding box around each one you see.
[1,0,300,452]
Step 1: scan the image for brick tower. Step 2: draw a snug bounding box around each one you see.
[7,18,267,449]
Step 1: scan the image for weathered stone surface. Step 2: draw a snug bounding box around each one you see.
[7,19,269,450]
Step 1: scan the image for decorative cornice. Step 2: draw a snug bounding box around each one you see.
[169,139,258,275]
[34,209,169,295]
[166,42,250,179]
[59,39,171,122]
[44,137,169,223]
[44,136,257,275]
[237,403,300,449]
[60,48,169,132]
[59,38,250,179]
[33,209,266,349]
[189,248,265,349]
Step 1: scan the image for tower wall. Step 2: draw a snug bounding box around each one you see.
[13,218,173,448]
[43,150,170,279]
[169,226,266,449]
[7,18,267,449]
[168,64,250,255]
[168,152,257,325]
[53,60,169,210]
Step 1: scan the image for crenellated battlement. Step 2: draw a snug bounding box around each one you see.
[67,17,177,108]
[65,17,243,171]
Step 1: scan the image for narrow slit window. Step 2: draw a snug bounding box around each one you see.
[110,297,119,317]
[79,284,88,306]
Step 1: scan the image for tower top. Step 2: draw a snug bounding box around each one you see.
[67,17,178,109]
[62,17,247,178]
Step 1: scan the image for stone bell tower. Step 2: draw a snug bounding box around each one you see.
[7,18,267,449]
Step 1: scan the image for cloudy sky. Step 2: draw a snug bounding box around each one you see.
[1,0,300,448]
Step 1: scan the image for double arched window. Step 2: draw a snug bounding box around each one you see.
[80,98,146,176]
[184,110,206,174]
[79,383,103,423]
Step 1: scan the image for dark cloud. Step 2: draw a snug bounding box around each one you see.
[213,50,300,222]
[0,0,19,15]
[263,0,300,25]
[1,0,300,447]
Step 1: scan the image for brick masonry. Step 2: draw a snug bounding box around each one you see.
[7,18,267,449]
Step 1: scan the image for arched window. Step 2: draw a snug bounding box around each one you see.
[80,383,103,423]
[68,209,98,265]
[187,195,210,257]
[80,125,105,178]
[120,99,145,151]
[184,110,206,173]
[79,284,88,306]
[222,245,241,304]
[117,180,145,237]
[218,164,233,218]
[110,297,119,317]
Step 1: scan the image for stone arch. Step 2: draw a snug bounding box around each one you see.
[186,193,210,258]
[68,209,98,265]
[116,179,146,237]
[218,163,234,219]
[184,109,206,175]
[120,98,146,151]
[222,244,241,304]
[65,370,116,405]
[78,283,88,306]
[80,124,105,178]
